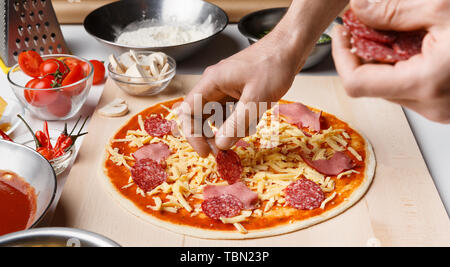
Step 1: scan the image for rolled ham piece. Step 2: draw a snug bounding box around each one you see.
[203,182,258,209]
[274,103,322,131]
[132,142,171,163]
[301,151,355,176]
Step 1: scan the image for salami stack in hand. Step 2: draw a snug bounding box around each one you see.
[343,10,426,63]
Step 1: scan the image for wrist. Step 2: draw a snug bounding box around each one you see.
[266,0,349,72]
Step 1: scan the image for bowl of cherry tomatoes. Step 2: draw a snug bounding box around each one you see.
[7,52,95,120]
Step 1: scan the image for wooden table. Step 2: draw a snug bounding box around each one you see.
[51,75,450,246]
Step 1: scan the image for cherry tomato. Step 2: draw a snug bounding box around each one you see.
[39,59,68,83]
[63,58,82,71]
[18,51,43,78]
[47,93,72,118]
[24,77,59,107]
[80,61,90,76]
[61,64,86,96]
[89,60,105,85]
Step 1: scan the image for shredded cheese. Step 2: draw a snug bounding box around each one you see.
[348,147,362,161]
[320,192,337,209]
[220,210,252,224]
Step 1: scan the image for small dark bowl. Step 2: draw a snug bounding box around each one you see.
[238,8,339,69]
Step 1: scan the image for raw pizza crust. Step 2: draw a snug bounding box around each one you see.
[101,99,376,239]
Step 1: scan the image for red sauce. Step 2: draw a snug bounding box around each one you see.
[104,98,369,231]
[0,170,37,236]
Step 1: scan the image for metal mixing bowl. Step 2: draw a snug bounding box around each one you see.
[0,227,120,247]
[83,0,229,61]
[0,140,56,231]
[238,8,339,69]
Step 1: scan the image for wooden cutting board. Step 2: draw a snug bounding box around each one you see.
[53,0,292,24]
[51,75,450,246]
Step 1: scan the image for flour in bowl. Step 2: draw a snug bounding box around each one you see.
[115,17,214,47]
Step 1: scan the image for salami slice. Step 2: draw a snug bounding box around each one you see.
[285,178,325,210]
[144,115,173,137]
[351,36,401,64]
[216,150,243,184]
[393,31,426,59]
[131,159,167,192]
[343,10,396,44]
[344,9,425,63]
[201,194,243,220]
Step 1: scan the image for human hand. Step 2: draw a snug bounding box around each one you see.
[179,30,301,157]
[332,0,450,123]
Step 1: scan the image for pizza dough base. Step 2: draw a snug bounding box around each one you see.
[101,101,376,240]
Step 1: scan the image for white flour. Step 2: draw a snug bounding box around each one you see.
[116,17,214,47]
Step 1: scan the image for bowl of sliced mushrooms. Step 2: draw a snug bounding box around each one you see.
[108,50,176,96]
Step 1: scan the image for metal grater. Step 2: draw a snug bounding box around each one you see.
[0,0,69,67]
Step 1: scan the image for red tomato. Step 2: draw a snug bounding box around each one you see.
[63,58,82,71]
[39,59,68,83]
[61,64,86,96]
[89,60,105,85]
[18,51,43,78]
[80,61,90,76]
[24,77,59,107]
[47,93,72,118]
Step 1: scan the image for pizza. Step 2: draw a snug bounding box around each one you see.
[102,97,375,239]
[344,9,425,63]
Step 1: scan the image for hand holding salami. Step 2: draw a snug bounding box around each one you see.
[332,0,450,123]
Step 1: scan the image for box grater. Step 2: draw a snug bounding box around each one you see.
[0,0,69,70]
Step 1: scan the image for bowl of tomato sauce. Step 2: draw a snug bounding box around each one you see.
[0,140,56,236]
[7,52,94,120]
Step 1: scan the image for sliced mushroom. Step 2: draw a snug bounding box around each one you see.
[109,54,125,74]
[98,98,129,117]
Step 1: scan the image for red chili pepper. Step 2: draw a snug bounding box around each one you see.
[17,115,89,161]
[59,137,73,152]
[54,134,67,152]
[43,121,53,150]
[52,116,88,158]
[37,147,54,161]
[54,123,68,152]
[36,130,51,149]
[0,129,13,142]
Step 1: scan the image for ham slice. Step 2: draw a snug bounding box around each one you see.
[274,103,322,131]
[132,142,171,163]
[235,139,250,148]
[301,151,355,176]
[203,182,258,209]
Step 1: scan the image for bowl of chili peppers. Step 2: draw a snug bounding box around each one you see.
[13,116,89,175]
[7,51,95,120]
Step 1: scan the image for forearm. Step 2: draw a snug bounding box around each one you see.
[268,0,349,72]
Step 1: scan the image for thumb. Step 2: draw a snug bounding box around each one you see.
[350,0,432,31]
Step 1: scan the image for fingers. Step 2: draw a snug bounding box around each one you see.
[178,111,211,157]
[179,66,232,157]
[332,25,361,75]
[215,101,249,150]
[184,74,227,115]
[215,89,263,150]
[332,24,419,99]
[350,0,432,31]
